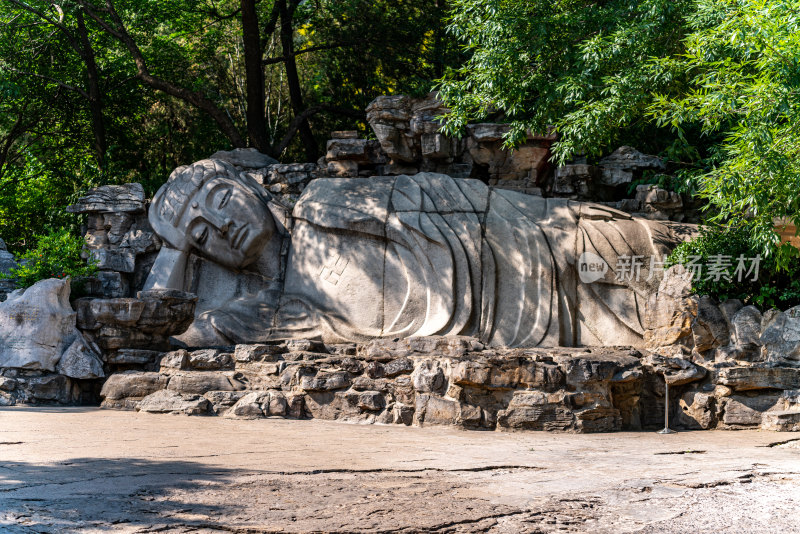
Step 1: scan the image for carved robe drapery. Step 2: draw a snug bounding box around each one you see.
[184,173,681,347]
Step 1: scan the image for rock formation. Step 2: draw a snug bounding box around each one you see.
[0,278,106,405]
[0,278,101,377]
[100,338,646,432]
[67,182,161,297]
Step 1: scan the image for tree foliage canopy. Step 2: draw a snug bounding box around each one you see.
[438,0,800,270]
[0,0,456,250]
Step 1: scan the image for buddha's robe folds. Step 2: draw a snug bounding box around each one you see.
[246,173,683,347]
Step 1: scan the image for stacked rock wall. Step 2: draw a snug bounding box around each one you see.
[68,183,161,297]
[101,337,649,433]
[642,266,800,431]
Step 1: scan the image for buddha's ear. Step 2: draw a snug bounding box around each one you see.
[143,246,190,291]
[268,200,291,235]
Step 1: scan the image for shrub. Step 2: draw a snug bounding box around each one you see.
[667,225,800,310]
[1,228,96,290]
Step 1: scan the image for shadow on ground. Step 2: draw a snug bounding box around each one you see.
[0,456,245,533]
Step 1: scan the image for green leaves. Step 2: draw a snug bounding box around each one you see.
[1,228,97,290]
[436,0,693,163]
[651,0,800,265]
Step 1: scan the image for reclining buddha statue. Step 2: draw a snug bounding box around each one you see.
[144,159,689,348]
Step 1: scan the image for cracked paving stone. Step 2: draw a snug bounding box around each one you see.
[1,408,799,533]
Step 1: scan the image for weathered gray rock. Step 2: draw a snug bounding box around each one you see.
[106,349,161,366]
[227,391,270,418]
[760,305,800,361]
[234,344,284,362]
[188,349,233,370]
[137,389,210,415]
[0,278,94,373]
[722,394,782,427]
[715,365,800,391]
[731,306,762,348]
[635,184,682,211]
[90,248,136,273]
[0,376,17,391]
[761,410,800,431]
[66,183,145,214]
[412,360,446,394]
[82,271,130,298]
[300,370,351,391]
[167,372,245,394]
[677,391,717,429]
[56,338,104,379]
[98,341,652,432]
[0,238,17,278]
[598,146,665,186]
[691,296,729,352]
[210,148,278,168]
[497,391,575,431]
[643,352,706,386]
[100,371,168,401]
[552,164,596,197]
[76,289,197,353]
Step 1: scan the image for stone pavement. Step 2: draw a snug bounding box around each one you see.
[1,408,799,533]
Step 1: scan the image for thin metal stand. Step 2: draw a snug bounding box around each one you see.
[657,376,677,434]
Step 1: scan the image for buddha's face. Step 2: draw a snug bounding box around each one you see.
[177,176,275,269]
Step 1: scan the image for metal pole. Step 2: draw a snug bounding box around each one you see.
[658,375,677,434]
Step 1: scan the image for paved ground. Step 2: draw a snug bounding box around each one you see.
[1,408,799,533]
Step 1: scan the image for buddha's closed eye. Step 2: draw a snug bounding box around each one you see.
[216,188,232,210]
[193,224,210,245]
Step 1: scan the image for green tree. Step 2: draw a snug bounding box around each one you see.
[650,0,800,266]
[436,0,694,162]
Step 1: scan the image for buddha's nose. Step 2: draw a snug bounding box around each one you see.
[219,218,234,235]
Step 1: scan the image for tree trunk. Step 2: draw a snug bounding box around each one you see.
[278,0,318,162]
[81,1,246,149]
[75,10,107,169]
[241,0,269,152]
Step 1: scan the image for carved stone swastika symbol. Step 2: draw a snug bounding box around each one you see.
[319,254,349,285]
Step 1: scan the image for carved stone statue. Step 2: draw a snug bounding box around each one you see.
[146,159,689,348]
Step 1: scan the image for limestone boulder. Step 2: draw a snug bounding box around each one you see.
[644,266,696,351]
[100,371,168,401]
[731,306,762,348]
[188,349,233,370]
[56,338,104,379]
[209,148,278,168]
[715,365,800,391]
[760,305,800,362]
[721,394,782,427]
[676,391,717,429]
[642,352,706,386]
[761,411,800,431]
[137,389,210,415]
[691,296,729,353]
[167,372,245,395]
[598,146,665,187]
[0,278,100,376]
[496,391,575,431]
[66,183,145,214]
[76,289,197,353]
[227,391,270,418]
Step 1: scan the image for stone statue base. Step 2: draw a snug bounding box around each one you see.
[100,337,651,432]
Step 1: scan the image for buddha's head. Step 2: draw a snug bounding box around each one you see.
[150,159,276,269]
